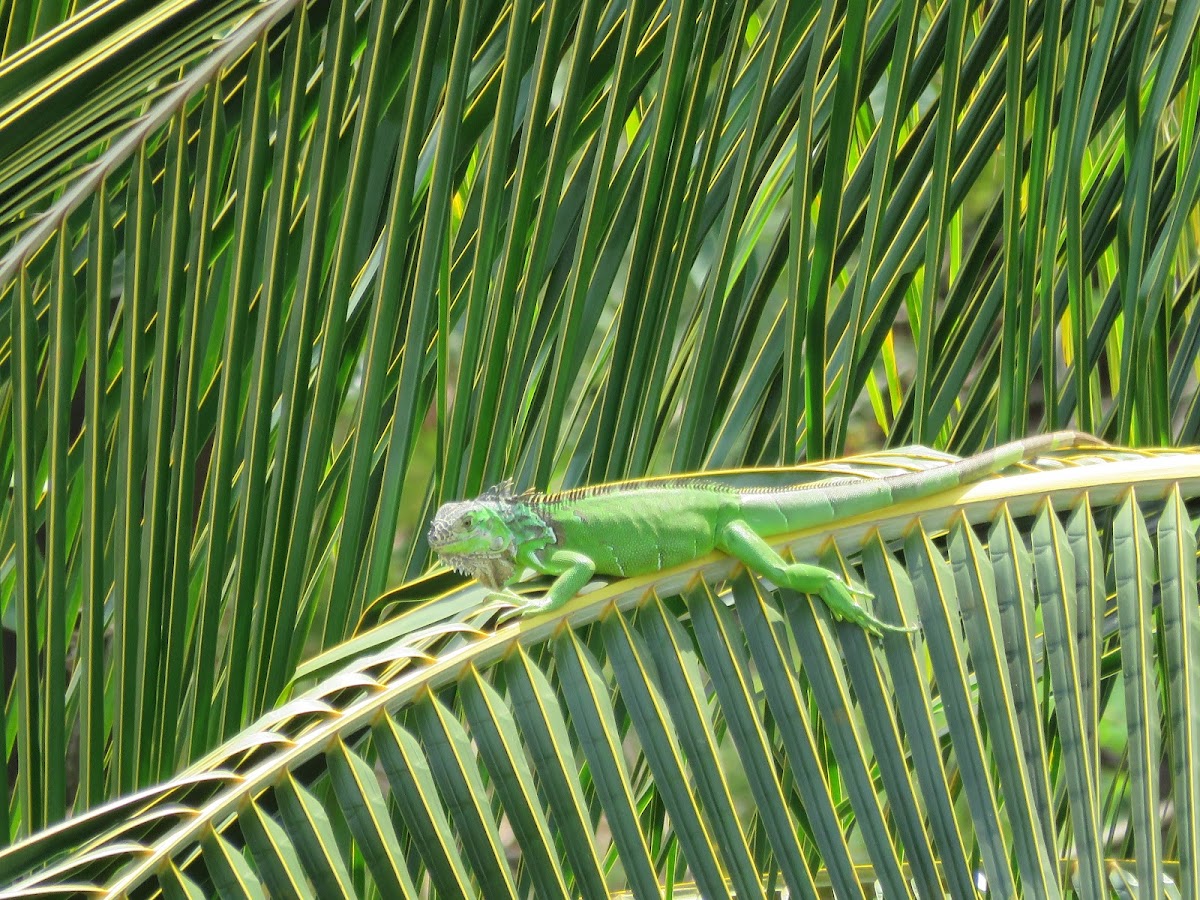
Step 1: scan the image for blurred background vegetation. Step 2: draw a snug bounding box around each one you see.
[1,0,1199,894]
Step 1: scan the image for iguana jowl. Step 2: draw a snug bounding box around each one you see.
[427,431,1104,635]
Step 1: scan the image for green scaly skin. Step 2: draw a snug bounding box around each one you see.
[427,431,1106,635]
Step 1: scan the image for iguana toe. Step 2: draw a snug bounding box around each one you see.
[821,578,917,637]
[493,591,558,625]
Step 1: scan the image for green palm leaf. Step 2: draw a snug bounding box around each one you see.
[1,445,1195,895]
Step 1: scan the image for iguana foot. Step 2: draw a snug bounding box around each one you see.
[487,590,528,625]
[493,591,556,625]
[819,577,918,637]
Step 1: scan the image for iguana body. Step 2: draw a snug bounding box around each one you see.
[427,431,1104,634]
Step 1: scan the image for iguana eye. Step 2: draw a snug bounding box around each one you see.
[464,513,475,527]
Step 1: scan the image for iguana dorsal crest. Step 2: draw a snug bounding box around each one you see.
[479,479,541,504]
[479,479,518,503]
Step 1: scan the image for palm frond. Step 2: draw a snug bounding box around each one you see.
[1,447,1195,896]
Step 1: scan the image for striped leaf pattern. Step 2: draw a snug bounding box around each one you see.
[0,447,1196,895]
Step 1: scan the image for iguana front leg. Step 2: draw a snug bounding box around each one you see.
[499,550,597,618]
[717,520,915,636]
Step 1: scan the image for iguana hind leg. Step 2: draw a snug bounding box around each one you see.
[717,520,916,636]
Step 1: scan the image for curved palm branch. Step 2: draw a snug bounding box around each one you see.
[1,444,1196,897]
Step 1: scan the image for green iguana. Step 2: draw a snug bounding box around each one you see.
[427,431,1104,635]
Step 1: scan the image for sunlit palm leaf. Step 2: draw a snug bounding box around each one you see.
[1,446,1195,896]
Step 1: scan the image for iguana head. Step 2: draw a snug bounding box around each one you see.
[427,482,523,590]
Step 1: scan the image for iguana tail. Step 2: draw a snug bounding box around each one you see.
[738,430,1108,536]
[879,429,1109,504]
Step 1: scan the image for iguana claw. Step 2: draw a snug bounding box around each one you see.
[845,580,873,600]
[821,577,918,637]
[492,590,553,625]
